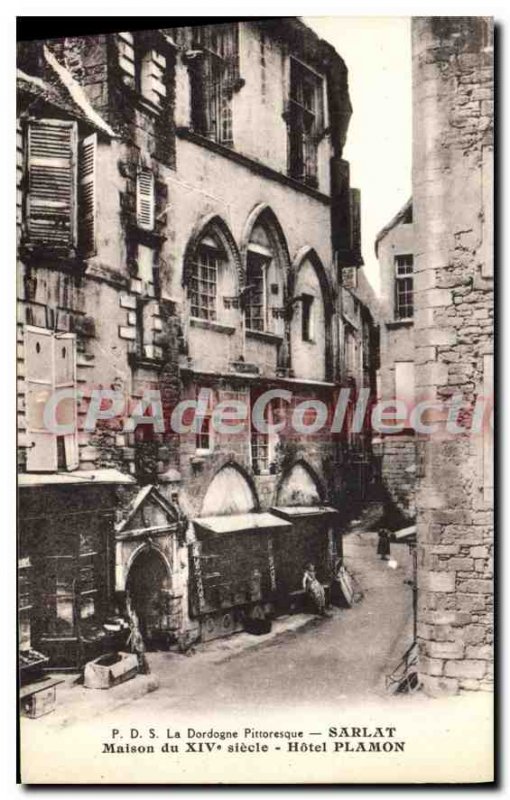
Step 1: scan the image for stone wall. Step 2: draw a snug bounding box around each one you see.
[412,17,494,694]
[380,436,417,519]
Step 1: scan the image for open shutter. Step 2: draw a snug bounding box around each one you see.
[26,120,77,248]
[78,133,97,257]
[136,168,155,230]
[25,327,57,472]
[54,333,79,471]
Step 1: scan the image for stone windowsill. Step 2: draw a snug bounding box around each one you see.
[190,318,236,335]
[386,318,414,329]
[245,328,283,345]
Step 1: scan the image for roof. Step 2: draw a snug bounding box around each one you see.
[43,45,116,138]
[374,198,413,257]
[17,45,116,138]
[115,484,179,534]
[18,469,135,487]
[194,512,292,536]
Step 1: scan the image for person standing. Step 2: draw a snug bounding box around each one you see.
[377,528,391,561]
[302,563,326,615]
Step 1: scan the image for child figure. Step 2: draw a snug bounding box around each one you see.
[302,563,326,616]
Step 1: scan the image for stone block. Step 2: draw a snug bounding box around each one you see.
[421,675,459,696]
[424,640,464,659]
[444,660,487,680]
[421,570,456,593]
[415,361,449,388]
[420,656,444,677]
[457,579,492,594]
[424,288,453,308]
[419,328,458,347]
[470,546,489,558]
[459,679,483,691]
[465,645,492,660]
[119,326,136,341]
[120,294,137,310]
[461,624,486,645]
[449,557,474,572]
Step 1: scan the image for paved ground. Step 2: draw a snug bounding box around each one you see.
[21,537,495,785]
[25,530,414,730]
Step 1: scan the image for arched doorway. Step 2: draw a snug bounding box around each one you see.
[126,547,172,647]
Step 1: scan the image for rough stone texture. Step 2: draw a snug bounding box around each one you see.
[412,17,494,695]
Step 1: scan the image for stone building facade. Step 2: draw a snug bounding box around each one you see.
[375,199,416,519]
[18,21,375,667]
[412,17,494,694]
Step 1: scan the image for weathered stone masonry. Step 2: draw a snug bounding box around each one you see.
[412,17,494,694]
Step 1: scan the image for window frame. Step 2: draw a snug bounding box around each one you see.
[288,57,324,186]
[394,254,414,321]
[191,23,239,146]
[195,388,214,455]
[189,240,223,323]
[301,293,316,343]
[245,249,271,333]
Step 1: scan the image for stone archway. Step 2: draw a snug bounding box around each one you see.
[125,545,172,647]
[276,461,324,506]
[200,463,258,516]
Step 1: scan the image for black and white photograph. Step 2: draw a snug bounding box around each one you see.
[15,13,494,785]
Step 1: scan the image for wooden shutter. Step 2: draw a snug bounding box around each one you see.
[78,133,97,257]
[25,327,57,472]
[26,119,77,247]
[350,188,362,263]
[141,50,167,107]
[117,31,136,88]
[54,333,79,470]
[136,168,155,230]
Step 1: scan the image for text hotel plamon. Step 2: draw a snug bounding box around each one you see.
[17,16,493,725]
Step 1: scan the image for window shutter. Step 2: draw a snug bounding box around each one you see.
[54,333,79,470]
[141,50,167,107]
[350,188,362,264]
[117,31,136,88]
[136,168,155,230]
[78,133,97,257]
[25,327,57,472]
[26,120,77,247]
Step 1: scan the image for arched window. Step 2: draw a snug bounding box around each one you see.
[244,212,287,337]
[290,249,333,382]
[188,228,237,324]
